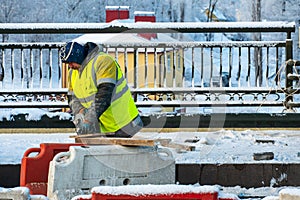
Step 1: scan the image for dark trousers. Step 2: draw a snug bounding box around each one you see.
[113,115,143,138]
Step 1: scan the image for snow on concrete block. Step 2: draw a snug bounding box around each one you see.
[47,145,175,200]
[30,194,49,200]
[71,194,92,200]
[279,188,300,200]
[0,187,30,200]
[91,184,219,200]
[218,192,241,200]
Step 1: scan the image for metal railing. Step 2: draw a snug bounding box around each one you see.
[0,22,297,112]
[0,43,64,89]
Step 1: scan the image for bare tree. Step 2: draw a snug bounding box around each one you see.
[207,0,219,22]
[205,0,219,41]
[0,0,17,42]
[252,0,263,86]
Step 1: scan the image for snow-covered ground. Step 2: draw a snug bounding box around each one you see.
[1,129,300,199]
[0,133,74,164]
[1,129,300,165]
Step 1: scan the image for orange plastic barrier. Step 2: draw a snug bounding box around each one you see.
[20,143,83,195]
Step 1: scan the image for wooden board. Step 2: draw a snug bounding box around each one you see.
[70,135,195,151]
[74,137,157,147]
[69,133,114,138]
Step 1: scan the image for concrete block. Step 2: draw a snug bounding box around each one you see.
[279,188,300,200]
[0,187,30,200]
[47,145,175,200]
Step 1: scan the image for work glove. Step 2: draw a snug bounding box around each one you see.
[73,108,97,135]
[73,110,85,126]
[75,120,97,135]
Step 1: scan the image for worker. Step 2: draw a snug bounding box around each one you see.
[60,41,143,137]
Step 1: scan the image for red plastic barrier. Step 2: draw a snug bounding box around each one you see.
[92,193,218,200]
[91,185,219,200]
[20,143,83,195]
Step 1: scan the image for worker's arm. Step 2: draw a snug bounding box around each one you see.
[73,83,114,135]
[94,83,115,119]
[68,94,84,115]
[92,53,117,121]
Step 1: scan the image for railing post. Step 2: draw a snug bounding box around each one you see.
[285,39,294,111]
[133,48,138,101]
[294,18,300,60]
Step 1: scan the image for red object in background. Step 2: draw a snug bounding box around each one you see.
[106,6,130,22]
[92,192,219,200]
[135,15,156,23]
[20,143,82,195]
[134,11,157,40]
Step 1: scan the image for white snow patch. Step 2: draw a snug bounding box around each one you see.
[0,186,29,195]
[0,108,72,122]
[91,184,218,196]
[262,196,279,200]
[0,133,74,164]
[71,194,92,200]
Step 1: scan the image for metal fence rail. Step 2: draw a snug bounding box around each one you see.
[0,41,294,109]
[0,41,289,89]
[103,41,289,88]
[0,43,64,89]
[0,22,297,112]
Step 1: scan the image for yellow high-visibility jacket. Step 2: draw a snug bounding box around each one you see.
[68,51,139,133]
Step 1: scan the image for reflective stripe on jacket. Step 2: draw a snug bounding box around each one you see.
[68,52,139,133]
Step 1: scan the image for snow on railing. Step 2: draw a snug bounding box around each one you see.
[0,21,295,36]
[0,21,297,111]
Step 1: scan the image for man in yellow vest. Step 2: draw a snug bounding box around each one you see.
[60,41,143,137]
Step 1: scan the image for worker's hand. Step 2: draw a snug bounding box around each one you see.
[73,111,85,127]
[76,120,96,135]
[73,108,97,135]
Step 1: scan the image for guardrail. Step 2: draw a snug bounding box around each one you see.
[0,21,298,112]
